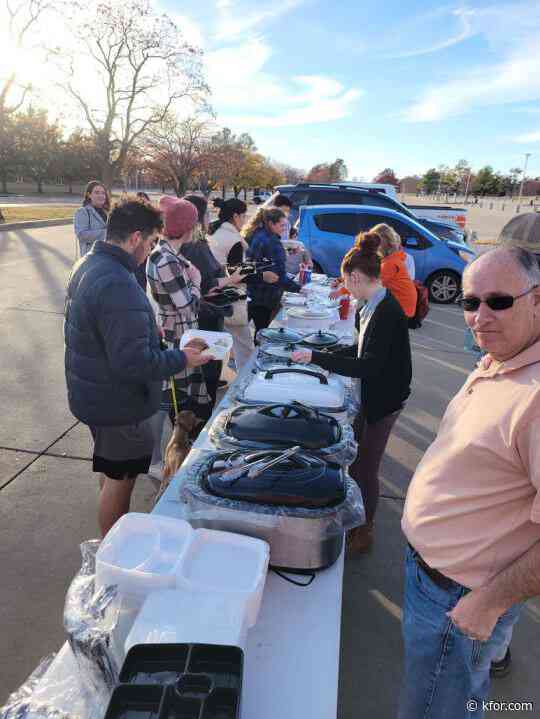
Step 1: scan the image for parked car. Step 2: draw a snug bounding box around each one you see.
[295,205,476,304]
[253,190,272,205]
[269,183,469,241]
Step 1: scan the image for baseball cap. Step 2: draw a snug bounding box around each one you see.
[498,213,540,256]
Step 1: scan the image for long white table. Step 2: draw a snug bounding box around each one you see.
[154,356,347,719]
[25,309,357,719]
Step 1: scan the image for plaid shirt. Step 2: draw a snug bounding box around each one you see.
[147,239,210,411]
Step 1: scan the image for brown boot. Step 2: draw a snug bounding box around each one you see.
[345,522,374,558]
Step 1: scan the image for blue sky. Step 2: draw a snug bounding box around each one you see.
[165,0,540,180]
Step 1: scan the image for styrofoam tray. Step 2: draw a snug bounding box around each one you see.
[287,307,333,320]
[180,329,233,360]
[282,293,306,306]
[286,311,338,332]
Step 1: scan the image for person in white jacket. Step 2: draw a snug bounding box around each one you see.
[208,198,272,370]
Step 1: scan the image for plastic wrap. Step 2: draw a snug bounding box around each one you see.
[1,542,122,719]
[63,540,122,705]
[180,452,366,541]
[0,655,64,719]
[0,646,100,719]
[208,405,357,465]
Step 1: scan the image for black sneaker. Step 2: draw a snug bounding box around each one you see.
[490,648,512,679]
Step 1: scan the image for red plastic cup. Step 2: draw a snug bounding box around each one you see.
[339,295,351,320]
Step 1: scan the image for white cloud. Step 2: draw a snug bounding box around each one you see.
[173,0,360,132]
[206,38,285,107]
[170,13,206,48]
[403,47,540,122]
[382,7,477,59]
[401,2,540,123]
[213,0,306,40]
[205,37,362,128]
[511,107,540,115]
[223,82,362,129]
[514,131,540,144]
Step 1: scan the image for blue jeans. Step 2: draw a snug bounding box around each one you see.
[399,546,521,719]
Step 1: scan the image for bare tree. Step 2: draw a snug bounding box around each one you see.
[143,114,212,196]
[273,162,305,185]
[0,0,51,192]
[55,0,209,188]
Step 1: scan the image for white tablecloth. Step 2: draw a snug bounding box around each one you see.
[28,308,357,719]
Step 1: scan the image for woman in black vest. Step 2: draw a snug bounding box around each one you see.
[292,233,412,555]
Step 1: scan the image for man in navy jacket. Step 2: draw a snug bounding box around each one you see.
[64,198,209,535]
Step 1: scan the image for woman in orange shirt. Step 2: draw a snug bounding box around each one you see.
[356,224,417,318]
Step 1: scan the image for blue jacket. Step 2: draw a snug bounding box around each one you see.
[64,241,187,427]
[247,227,301,307]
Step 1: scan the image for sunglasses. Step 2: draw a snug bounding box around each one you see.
[458,285,538,312]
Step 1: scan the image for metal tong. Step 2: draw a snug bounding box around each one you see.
[220,446,301,482]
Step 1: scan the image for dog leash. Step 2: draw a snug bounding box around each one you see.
[171,378,179,418]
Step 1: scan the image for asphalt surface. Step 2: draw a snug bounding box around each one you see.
[1,225,539,717]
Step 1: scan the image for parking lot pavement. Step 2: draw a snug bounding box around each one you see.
[1,226,539,717]
[401,193,529,245]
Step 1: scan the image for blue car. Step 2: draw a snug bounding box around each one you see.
[296,205,476,304]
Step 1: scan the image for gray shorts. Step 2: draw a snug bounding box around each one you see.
[89,419,154,480]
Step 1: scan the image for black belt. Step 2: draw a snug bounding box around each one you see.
[408,543,457,592]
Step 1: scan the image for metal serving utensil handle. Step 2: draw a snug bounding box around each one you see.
[247,445,301,479]
[219,452,279,482]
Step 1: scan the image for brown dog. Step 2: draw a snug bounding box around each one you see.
[154,410,201,504]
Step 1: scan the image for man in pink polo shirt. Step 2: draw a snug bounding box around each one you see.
[400,246,540,718]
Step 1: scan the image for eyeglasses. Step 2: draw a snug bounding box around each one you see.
[458,285,539,312]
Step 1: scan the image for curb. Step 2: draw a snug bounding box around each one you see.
[0,218,73,232]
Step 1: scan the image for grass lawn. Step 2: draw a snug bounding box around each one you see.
[0,205,75,223]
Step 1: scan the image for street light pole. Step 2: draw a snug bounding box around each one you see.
[518,153,532,206]
[464,171,472,203]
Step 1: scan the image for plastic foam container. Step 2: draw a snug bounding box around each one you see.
[180,329,233,360]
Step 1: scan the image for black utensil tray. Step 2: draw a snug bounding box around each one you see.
[120,645,191,685]
[109,644,243,719]
[104,685,164,719]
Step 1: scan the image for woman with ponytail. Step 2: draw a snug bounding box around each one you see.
[241,206,265,245]
[358,223,417,318]
[292,234,412,555]
[246,207,301,334]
